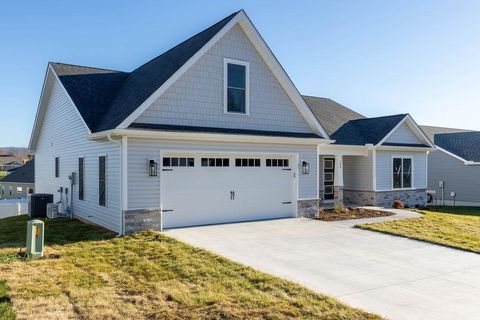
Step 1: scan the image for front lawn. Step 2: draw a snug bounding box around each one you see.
[0,216,379,320]
[357,206,480,253]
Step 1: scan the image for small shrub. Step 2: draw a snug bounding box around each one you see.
[392,200,404,209]
[334,204,345,213]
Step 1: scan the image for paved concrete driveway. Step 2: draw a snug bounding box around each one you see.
[166,216,480,320]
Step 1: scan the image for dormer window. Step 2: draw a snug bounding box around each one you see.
[224,58,249,114]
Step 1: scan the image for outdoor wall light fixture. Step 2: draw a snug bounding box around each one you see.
[302,161,310,174]
[148,159,158,176]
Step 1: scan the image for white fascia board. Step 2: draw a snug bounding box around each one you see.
[29,64,92,152]
[318,144,368,156]
[88,129,332,145]
[436,146,480,166]
[375,145,434,152]
[115,10,330,139]
[377,114,435,148]
[28,65,51,152]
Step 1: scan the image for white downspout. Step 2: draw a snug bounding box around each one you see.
[107,134,125,236]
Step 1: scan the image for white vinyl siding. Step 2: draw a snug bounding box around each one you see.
[127,138,317,209]
[385,122,423,145]
[428,149,480,203]
[343,151,374,191]
[34,77,121,232]
[134,25,312,134]
[376,151,427,191]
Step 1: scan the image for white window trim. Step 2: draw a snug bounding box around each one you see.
[223,58,250,115]
[391,156,414,190]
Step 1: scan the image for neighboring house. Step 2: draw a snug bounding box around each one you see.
[0,160,35,200]
[0,155,23,171]
[28,10,434,234]
[422,126,480,206]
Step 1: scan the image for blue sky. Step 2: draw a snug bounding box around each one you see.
[1,0,479,147]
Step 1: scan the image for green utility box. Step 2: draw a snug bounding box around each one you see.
[26,220,44,259]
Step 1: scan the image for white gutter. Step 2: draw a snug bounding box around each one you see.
[90,129,333,145]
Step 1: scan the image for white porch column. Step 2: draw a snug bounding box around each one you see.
[333,155,344,205]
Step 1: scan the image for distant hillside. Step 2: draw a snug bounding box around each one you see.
[0,147,30,159]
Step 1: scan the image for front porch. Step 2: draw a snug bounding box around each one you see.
[318,145,373,207]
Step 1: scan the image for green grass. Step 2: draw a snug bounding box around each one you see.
[0,216,379,320]
[357,206,480,253]
[0,280,15,320]
[0,171,6,180]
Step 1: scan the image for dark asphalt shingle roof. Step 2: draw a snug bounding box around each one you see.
[50,64,128,132]
[435,131,480,162]
[0,160,34,183]
[420,125,472,141]
[331,114,408,145]
[51,11,239,133]
[129,123,323,138]
[303,96,365,136]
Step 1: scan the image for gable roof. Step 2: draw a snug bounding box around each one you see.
[50,63,128,132]
[40,10,327,139]
[303,96,365,136]
[0,160,34,184]
[420,125,473,142]
[331,114,409,146]
[50,12,238,133]
[435,132,480,163]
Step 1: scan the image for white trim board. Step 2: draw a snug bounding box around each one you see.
[377,114,435,148]
[28,64,93,152]
[88,129,332,145]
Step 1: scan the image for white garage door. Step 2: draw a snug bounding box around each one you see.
[160,153,296,228]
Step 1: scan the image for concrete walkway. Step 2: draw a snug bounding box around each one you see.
[166,212,480,320]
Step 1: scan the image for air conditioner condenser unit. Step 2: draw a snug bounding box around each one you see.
[46,203,59,219]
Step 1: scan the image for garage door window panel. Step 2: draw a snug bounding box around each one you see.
[163,157,194,167]
[201,158,229,167]
[235,158,261,167]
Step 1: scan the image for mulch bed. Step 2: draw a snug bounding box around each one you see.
[311,207,395,221]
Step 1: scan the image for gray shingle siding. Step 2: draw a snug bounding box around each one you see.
[385,122,423,145]
[134,25,313,134]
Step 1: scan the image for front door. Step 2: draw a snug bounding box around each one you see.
[323,157,335,201]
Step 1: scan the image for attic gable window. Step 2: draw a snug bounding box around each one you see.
[224,58,249,114]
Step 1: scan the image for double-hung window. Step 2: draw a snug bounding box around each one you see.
[393,158,412,189]
[55,157,60,177]
[224,59,249,114]
[78,158,84,200]
[99,156,106,207]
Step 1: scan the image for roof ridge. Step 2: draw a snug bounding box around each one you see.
[435,130,480,136]
[130,10,241,74]
[50,61,126,73]
[349,113,407,122]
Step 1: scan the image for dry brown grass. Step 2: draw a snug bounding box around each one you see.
[0,216,380,320]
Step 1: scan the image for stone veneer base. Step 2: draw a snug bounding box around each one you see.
[343,189,427,208]
[297,199,321,217]
[124,208,162,235]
